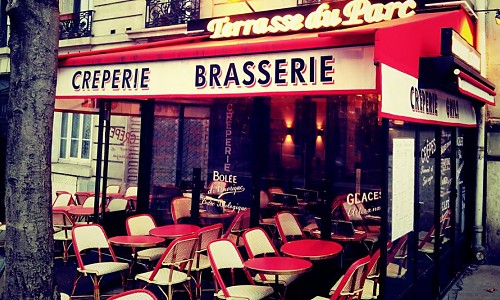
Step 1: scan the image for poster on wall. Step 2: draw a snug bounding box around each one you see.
[391,138,415,241]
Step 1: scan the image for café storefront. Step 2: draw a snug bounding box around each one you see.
[54,1,495,299]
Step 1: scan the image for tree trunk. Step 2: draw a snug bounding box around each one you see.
[3,0,59,299]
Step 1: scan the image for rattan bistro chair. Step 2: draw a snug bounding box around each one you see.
[126,214,167,268]
[274,211,306,244]
[312,255,370,300]
[192,223,224,299]
[243,227,299,292]
[53,210,74,262]
[135,234,198,300]
[71,224,128,300]
[207,238,274,300]
[107,289,158,300]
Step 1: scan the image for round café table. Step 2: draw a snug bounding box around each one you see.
[109,235,165,281]
[68,206,107,224]
[149,224,200,239]
[280,239,343,261]
[244,256,312,286]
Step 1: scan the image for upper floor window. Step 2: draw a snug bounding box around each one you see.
[59,0,94,40]
[60,112,92,161]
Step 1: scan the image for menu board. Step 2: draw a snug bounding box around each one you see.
[391,138,415,241]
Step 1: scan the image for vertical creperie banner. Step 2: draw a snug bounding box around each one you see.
[56,46,376,99]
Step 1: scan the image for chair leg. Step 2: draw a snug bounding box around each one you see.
[71,273,83,298]
[195,271,202,299]
[92,275,100,300]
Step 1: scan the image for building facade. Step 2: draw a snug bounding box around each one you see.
[0,0,499,299]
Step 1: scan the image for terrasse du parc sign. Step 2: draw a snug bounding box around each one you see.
[188,0,417,38]
[57,0,416,99]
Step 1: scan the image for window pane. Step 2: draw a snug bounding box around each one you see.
[81,141,90,159]
[70,140,79,158]
[61,113,68,138]
[59,139,67,158]
[82,114,91,140]
[71,114,80,139]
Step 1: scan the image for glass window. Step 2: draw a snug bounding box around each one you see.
[59,112,92,161]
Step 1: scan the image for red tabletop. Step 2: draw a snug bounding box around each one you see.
[68,207,106,216]
[52,205,78,212]
[109,235,165,248]
[149,224,200,239]
[199,209,237,219]
[281,239,343,261]
[244,257,312,275]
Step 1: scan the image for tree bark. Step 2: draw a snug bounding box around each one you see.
[3,0,59,299]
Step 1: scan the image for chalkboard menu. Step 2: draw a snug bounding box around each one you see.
[418,130,436,229]
[440,129,452,216]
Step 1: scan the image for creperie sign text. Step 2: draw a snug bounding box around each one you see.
[207,0,417,39]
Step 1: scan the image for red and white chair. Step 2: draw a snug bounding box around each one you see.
[312,255,370,300]
[71,224,128,300]
[52,192,76,207]
[243,227,299,291]
[53,210,74,262]
[107,289,158,300]
[170,196,192,224]
[192,223,224,299]
[223,210,251,247]
[135,234,198,300]
[274,211,306,244]
[126,214,167,267]
[207,238,274,300]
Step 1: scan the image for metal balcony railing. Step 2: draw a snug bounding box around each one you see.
[146,0,200,28]
[59,10,94,40]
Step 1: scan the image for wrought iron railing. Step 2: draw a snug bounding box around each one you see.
[146,0,200,28]
[59,10,94,40]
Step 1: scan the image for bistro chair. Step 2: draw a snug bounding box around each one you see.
[126,214,167,268]
[82,196,100,208]
[60,292,70,300]
[171,196,192,224]
[107,198,128,212]
[419,209,452,257]
[313,255,370,300]
[192,223,224,299]
[207,238,274,300]
[53,192,76,207]
[360,248,381,299]
[107,184,122,194]
[135,234,198,300]
[242,227,299,292]
[107,289,158,300]
[53,210,74,262]
[71,224,128,300]
[274,211,306,244]
[223,210,251,247]
[124,186,138,211]
[387,235,408,278]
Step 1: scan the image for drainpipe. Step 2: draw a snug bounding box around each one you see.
[473,0,486,261]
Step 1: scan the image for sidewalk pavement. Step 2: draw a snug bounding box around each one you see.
[443,264,500,300]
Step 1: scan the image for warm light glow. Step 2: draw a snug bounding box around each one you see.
[284,134,293,144]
